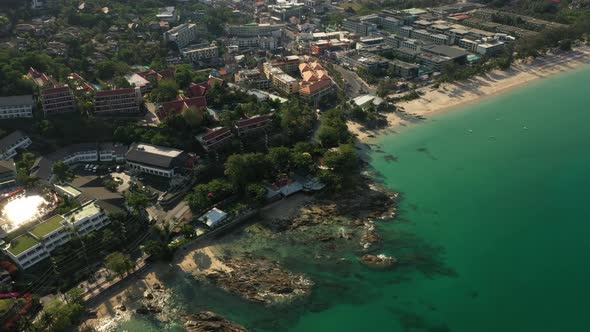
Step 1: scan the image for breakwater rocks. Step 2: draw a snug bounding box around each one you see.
[183,311,247,332]
[204,257,313,305]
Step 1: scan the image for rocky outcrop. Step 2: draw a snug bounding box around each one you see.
[202,257,313,305]
[183,311,247,332]
[360,221,381,251]
[360,254,397,268]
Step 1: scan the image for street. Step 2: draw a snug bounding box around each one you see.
[332,63,377,98]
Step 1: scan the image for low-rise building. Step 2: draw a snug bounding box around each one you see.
[125,143,189,178]
[234,69,271,89]
[227,23,283,37]
[0,95,34,120]
[41,85,76,116]
[235,115,272,136]
[1,201,110,269]
[156,6,177,22]
[182,44,219,62]
[156,96,207,120]
[164,23,200,48]
[0,131,32,160]
[27,67,56,88]
[197,127,233,152]
[388,59,420,79]
[0,159,17,188]
[94,88,142,115]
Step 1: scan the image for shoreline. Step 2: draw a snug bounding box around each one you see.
[348,46,590,143]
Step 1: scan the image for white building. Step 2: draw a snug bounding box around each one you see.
[0,131,32,160]
[125,143,188,178]
[182,44,219,62]
[156,6,177,22]
[199,208,228,228]
[2,201,110,269]
[164,23,200,48]
[0,95,34,120]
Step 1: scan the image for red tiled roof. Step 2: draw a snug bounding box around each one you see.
[96,88,136,97]
[158,96,207,119]
[236,115,271,128]
[157,70,175,81]
[208,77,224,88]
[188,82,209,97]
[41,86,70,96]
[202,127,231,141]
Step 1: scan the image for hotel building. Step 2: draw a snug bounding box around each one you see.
[0,95,34,120]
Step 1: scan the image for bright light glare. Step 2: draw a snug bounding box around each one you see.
[2,195,46,226]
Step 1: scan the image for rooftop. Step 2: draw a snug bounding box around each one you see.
[126,143,184,168]
[30,215,65,239]
[62,201,101,224]
[0,131,28,152]
[0,95,34,106]
[7,234,40,256]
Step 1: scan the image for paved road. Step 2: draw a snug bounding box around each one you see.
[332,64,377,98]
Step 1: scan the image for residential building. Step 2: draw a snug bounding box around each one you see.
[267,66,299,95]
[94,88,142,115]
[227,23,283,37]
[125,73,152,94]
[234,69,271,89]
[156,6,177,22]
[422,44,468,65]
[0,95,34,120]
[0,131,32,160]
[182,44,219,62]
[41,86,76,116]
[388,59,419,79]
[27,67,56,88]
[164,23,199,48]
[475,40,506,56]
[125,143,189,178]
[1,201,110,269]
[156,96,207,120]
[412,29,449,45]
[235,115,272,136]
[342,18,376,36]
[298,61,334,102]
[224,36,278,50]
[343,51,389,71]
[197,127,234,152]
[199,207,228,228]
[0,159,17,188]
[382,17,403,32]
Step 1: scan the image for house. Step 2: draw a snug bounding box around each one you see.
[93,88,142,115]
[157,96,207,120]
[196,127,233,152]
[1,201,110,269]
[0,159,17,188]
[41,86,76,116]
[235,115,272,136]
[0,131,32,160]
[125,143,189,178]
[0,95,34,120]
[187,82,209,98]
[199,207,228,228]
[27,67,56,88]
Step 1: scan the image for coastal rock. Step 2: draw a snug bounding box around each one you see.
[183,311,247,332]
[153,283,162,290]
[198,257,313,305]
[144,291,154,300]
[116,304,126,312]
[360,254,397,268]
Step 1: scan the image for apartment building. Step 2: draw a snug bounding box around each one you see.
[227,23,283,37]
[388,59,419,79]
[0,131,32,160]
[182,44,219,62]
[412,29,449,45]
[342,18,376,36]
[94,88,142,115]
[41,86,76,116]
[0,95,34,120]
[156,6,177,22]
[234,69,271,89]
[235,115,272,136]
[196,127,233,152]
[164,23,200,48]
[1,201,110,269]
[382,17,403,32]
[125,143,189,178]
[344,51,389,71]
[225,36,278,50]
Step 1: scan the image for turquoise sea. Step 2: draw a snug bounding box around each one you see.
[118,65,590,331]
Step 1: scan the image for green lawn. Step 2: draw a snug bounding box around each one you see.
[7,234,40,256]
[30,215,65,239]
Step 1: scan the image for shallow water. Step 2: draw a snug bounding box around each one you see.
[117,65,590,331]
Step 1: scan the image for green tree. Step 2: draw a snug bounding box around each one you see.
[267,147,292,173]
[225,153,270,190]
[113,76,132,88]
[53,161,73,182]
[126,191,149,212]
[321,144,359,190]
[105,251,134,278]
[318,125,340,148]
[186,179,234,212]
[280,99,316,142]
[246,183,267,206]
[150,79,178,102]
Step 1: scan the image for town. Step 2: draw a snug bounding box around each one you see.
[0,0,586,330]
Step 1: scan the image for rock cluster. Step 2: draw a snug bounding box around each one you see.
[183,311,247,332]
[204,257,313,304]
[360,254,397,268]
